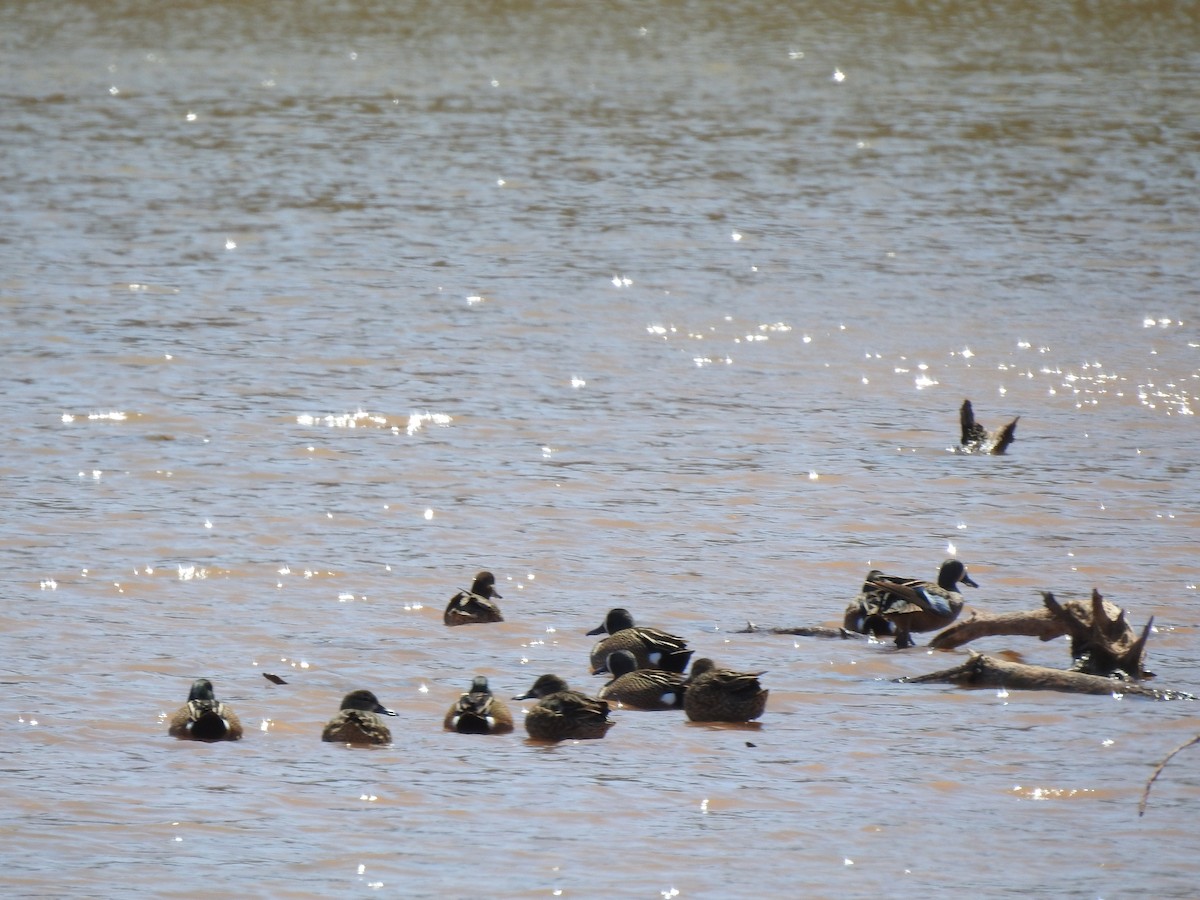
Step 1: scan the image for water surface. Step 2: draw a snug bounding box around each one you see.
[2,1,1198,897]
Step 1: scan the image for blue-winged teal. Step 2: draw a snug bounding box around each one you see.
[168,678,243,741]
[444,571,504,626]
[586,608,693,674]
[444,675,514,735]
[321,689,398,745]
[960,399,1019,454]
[845,558,977,648]
[597,650,687,710]
[683,658,769,723]
[512,674,614,741]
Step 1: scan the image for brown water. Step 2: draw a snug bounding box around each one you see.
[2,1,1199,896]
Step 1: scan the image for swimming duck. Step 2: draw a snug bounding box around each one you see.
[683,658,769,723]
[844,558,977,648]
[586,607,693,674]
[597,649,688,710]
[512,674,614,741]
[444,675,514,735]
[960,399,1019,454]
[321,689,398,745]
[168,677,243,741]
[444,571,504,626]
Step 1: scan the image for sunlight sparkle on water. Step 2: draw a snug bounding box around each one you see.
[1012,785,1098,801]
[407,412,453,435]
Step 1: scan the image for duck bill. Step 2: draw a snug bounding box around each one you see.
[962,574,979,588]
[585,622,607,636]
[376,705,398,716]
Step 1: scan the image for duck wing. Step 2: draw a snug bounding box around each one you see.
[869,577,957,619]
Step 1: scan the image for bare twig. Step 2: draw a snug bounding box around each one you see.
[1139,734,1200,817]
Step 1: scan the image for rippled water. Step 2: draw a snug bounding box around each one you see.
[2,1,1198,897]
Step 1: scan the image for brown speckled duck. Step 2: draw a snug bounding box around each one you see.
[960,399,1019,454]
[321,689,398,745]
[683,658,768,723]
[512,674,614,741]
[597,650,687,710]
[168,677,243,741]
[845,558,977,648]
[586,607,693,674]
[444,675,514,735]
[444,571,504,626]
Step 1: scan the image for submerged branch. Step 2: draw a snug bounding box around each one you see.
[735,622,862,639]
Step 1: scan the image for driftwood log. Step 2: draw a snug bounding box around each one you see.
[930,589,1153,679]
[929,608,1066,649]
[1043,589,1153,678]
[897,652,1194,701]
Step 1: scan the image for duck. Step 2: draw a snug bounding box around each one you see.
[960,399,1019,454]
[586,607,693,674]
[596,650,688,710]
[444,570,504,626]
[683,658,769,723]
[321,689,398,745]
[512,674,614,741]
[444,675,514,735]
[844,558,977,648]
[168,677,243,741]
